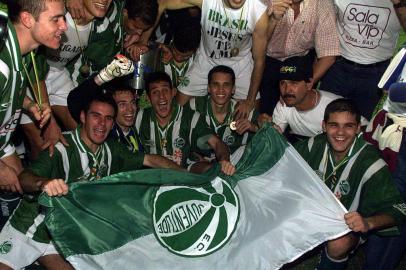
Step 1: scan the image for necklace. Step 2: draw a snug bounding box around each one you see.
[155,120,175,156]
[22,51,42,108]
[73,19,92,78]
[323,152,349,190]
[222,1,245,57]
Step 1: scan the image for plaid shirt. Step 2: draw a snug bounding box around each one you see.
[267,0,340,60]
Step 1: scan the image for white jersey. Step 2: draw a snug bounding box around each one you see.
[273,90,341,137]
[177,0,266,99]
[334,0,401,64]
[45,13,92,69]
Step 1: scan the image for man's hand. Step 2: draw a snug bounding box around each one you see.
[345,212,370,233]
[219,160,236,176]
[96,54,135,84]
[41,179,68,197]
[66,0,85,19]
[269,0,292,20]
[41,117,69,157]
[234,99,255,120]
[26,102,52,129]
[125,44,150,62]
[0,160,22,194]
[235,119,258,135]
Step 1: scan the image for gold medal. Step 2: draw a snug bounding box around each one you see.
[230,121,237,130]
[79,63,90,77]
[230,47,239,57]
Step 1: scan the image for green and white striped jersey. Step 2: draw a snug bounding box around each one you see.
[9,127,145,243]
[187,96,258,154]
[135,104,213,167]
[295,134,406,225]
[0,22,29,158]
[67,0,124,85]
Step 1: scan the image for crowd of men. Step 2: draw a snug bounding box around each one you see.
[0,0,406,269]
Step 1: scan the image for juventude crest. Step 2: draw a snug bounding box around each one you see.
[339,180,350,196]
[0,241,12,254]
[153,178,240,257]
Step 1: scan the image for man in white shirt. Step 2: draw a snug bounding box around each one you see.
[270,55,341,142]
[320,0,406,120]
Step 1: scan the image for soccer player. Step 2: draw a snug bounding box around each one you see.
[0,0,66,193]
[135,71,235,175]
[187,65,258,156]
[295,99,406,270]
[0,94,182,270]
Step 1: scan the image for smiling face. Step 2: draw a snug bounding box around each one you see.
[323,112,361,162]
[208,72,235,107]
[147,80,176,125]
[30,0,67,49]
[80,101,115,152]
[83,0,112,19]
[113,90,137,132]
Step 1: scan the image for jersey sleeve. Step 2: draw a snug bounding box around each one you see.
[191,113,215,152]
[28,148,65,179]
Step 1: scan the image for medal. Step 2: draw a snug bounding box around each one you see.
[79,63,90,78]
[230,47,239,57]
[229,121,237,130]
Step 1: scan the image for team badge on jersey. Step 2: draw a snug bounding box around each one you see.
[339,180,350,196]
[174,137,186,148]
[0,241,12,254]
[153,178,240,257]
[223,135,235,146]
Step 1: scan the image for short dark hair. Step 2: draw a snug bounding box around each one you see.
[208,65,236,86]
[144,71,173,93]
[173,21,201,53]
[8,0,49,23]
[324,98,361,123]
[83,93,118,118]
[125,0,158,27]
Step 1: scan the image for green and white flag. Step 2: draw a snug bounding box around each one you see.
[40,125,350,270]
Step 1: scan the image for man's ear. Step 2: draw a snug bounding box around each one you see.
[80,110,86,125]
[322,120,326,132]
[232,85,236,95]
[19,11,34,29]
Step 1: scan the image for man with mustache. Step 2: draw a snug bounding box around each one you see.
[267,55,341,142]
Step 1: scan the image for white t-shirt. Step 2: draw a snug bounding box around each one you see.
[273,90,341,137]
[334,0,401,64]
[46,13,92,69]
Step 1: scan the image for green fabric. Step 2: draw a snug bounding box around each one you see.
[294,134,406,225]
[136,104,214,167]
[9,127,145,243]
[0,22,28,158]
[187,96,258,154]
[40,124,289,257]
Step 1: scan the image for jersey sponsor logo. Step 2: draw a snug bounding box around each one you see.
[174,137,186,148]
[223,134,235,146]
[338,180,350,196]
[0,241,12,254]
[0,110,21,136]
[340,4,390,49]
[280,66,297,74]
[153,178,240,257]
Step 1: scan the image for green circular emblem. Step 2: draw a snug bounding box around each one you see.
[0,241,12,254]
[153,178,240,257]
[339,180,350,195]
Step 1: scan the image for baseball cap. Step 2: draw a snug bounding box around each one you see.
[279,54,313,82]
[385,82,406,116]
